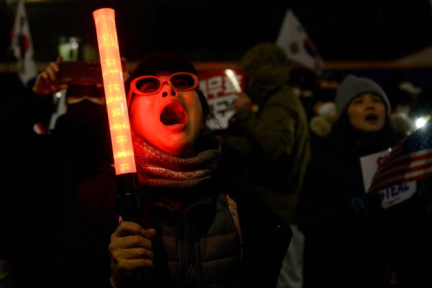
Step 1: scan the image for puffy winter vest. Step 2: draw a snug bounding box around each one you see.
[147,193,242,288]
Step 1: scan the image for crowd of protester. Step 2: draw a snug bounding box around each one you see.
[1,42,431,288]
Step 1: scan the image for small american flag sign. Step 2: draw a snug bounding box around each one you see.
[369,121,432,192]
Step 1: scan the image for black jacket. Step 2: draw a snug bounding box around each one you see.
[297,118,405,288]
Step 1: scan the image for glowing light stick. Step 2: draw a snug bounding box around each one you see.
[93,10,147,287]
[93,8,135,175]
[93,8,144,225]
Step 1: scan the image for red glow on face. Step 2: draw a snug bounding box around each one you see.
[130,83,203,157]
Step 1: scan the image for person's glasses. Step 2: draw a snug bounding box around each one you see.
[130,72,199,96]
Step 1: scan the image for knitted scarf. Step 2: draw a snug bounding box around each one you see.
[132,133,221,189]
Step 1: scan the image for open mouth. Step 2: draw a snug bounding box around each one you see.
[365,114,378,121]
[160,102,188,126]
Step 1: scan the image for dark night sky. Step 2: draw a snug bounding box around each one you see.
[1,0,432,63]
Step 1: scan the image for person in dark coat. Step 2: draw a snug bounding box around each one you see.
[57,52,292,288]
[217,43,310,288]
[297,74,404,288]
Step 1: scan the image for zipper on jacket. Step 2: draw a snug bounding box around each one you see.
[176,219,185,288]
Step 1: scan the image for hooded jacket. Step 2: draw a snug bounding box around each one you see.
[221,43,310,224]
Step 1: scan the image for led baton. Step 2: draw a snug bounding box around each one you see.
[93,8,148,287]
[93,7,143,230]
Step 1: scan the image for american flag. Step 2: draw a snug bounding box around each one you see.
[368,121,432,192]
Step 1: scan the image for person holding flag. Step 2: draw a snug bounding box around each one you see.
[297,74,405,287]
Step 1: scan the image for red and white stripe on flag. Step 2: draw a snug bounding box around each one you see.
[10,0,37,85]
[369,122,432,192]
[33,122,47,135]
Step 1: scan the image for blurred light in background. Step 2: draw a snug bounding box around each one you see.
[58,36,80,61]
[415,115,431,129]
